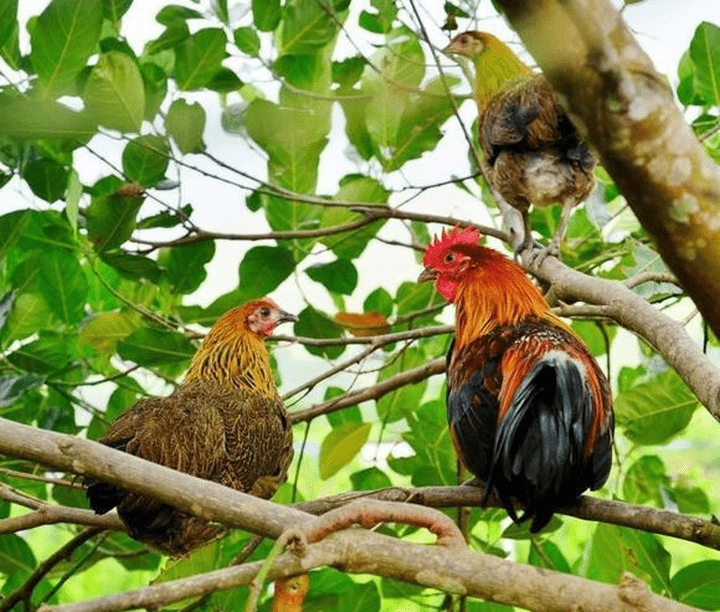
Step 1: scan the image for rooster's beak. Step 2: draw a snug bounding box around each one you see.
[417,268,437,283]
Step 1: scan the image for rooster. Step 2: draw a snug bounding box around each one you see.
[444,31,597,257]
[86,298,296,556]
[419,227,613,532]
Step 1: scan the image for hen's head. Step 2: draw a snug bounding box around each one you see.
[443,30,492,60]
[419,226,485,302]
[216,298,297,340]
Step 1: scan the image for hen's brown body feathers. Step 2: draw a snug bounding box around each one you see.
[87,299,295,556]
[445,31,597,253]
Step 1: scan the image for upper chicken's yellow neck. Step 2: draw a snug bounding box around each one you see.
[472,43,532,108]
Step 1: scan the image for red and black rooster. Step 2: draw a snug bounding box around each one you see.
[419,227,613,531]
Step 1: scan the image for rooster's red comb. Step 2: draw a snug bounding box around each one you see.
[423,226,481,267]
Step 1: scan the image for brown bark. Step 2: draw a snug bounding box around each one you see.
[495,0,720,339]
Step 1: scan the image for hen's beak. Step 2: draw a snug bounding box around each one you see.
[417,268,437,283]
[276,310,298,325]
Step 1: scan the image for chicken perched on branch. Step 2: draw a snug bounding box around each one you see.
[86,298,296,556]
[444,31,597,257]
[419,227,613,532]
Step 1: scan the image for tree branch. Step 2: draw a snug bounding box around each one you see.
[0,419,706,612]
[495,0,720,338]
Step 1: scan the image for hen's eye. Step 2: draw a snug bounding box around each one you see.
[260,307,271,317]
[444,253,455,263]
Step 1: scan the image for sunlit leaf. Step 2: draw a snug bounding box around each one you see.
[690,22,720,105]
[615,368,700,445]
[281,0,341,55]
[0,97,96,140]
[175,28,227,90]
[350,466,392,490]
[233,27,260,57]
[238,245,295,300]
[0,374,45,409]
[0,533,36,576]
[7,333,71,374]
[84,51,145,132]
[166,100,206,154]
[252,0,281,32]
[319,421,371,479]
[622,455,669,506]
[101,0,133,23]
[80,311,142,355]
[29,0,103,96]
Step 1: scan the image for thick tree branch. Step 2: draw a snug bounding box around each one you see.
[496,0,720,338]
[0,420,707,612]
[531,256,720,420]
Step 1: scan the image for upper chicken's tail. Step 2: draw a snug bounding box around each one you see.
[488,352,608,532]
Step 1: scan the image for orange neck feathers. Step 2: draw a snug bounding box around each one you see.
[184,305,277,397]
[453,249,569,347]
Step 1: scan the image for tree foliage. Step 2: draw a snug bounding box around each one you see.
[0,1,719,611]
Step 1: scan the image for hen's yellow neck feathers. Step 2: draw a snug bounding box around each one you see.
[184,313,277,397]
[454,253,570,347]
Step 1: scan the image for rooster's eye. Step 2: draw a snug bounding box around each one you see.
[260,307,271,317]
[444,253,455,263]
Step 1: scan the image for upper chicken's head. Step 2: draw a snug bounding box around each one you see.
[443,31,495,60]
[419,226,482,302]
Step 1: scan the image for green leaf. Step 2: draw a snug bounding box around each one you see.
[122,135,169,186]
[0,533,36,576]
[527,539,571,573]
[295,305,344,359]
[320,175,389,259]
[0,373,45,409]
[166,99,206,154]
[690,22,720,105]
[84,51,145,132]
[359,0,397,34]
[615,368,700,445]
[38,249,88,325]
[22,158,69,203]
[80,311,141,355]
[7,333,71,374]
[364,287,393,318]
[319,422,372,479]
[622,455,669,506]
[146,21,190,55]
[306,259,357,295]
[86,192,144,251]
[141,62,168,119]
[0,0,18,50]
[117,327,196,367]
[376,347,427,423]
[4,293,55,342]
[101,0,133,23]
[234,245,294,301]
[156,4,203,24]
[585,523,671,595]
[165,240,216,294]
[252,0,281,32]
[175,28,227,91]
[332,56,365,87]
[281,0,341,55]
[233,27,260,57]
[302,568,381,612]
[350,466,392,491]
[100,251,164,282]
[671,560,720,609]
[0,210,31,261]
[0,97,96,140]
[29,0,103,96]
[205,67,242,93]
[669,484,710,514]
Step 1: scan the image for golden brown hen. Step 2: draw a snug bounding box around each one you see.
[86,298,296,556]
[445,31,597,256]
